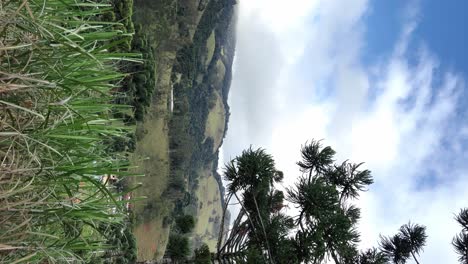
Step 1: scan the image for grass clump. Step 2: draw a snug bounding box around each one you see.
[0,0,141,262]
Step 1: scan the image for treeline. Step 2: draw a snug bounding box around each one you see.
[107,0,157,122]
[123,25,156,121]
[158,1,237,260]
[165,0,236,208]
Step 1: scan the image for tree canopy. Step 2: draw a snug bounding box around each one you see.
[215,140,380,263]
[179,139,468,263]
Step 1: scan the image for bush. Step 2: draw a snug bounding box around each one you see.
[194,243,211,264]
[175,215,195,234]
[166,233,190,261]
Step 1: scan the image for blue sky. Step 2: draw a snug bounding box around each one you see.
[365,0,468,187]
[221,0,468,263]
[365,0,468,74]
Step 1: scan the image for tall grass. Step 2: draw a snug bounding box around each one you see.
[0,0,141,262]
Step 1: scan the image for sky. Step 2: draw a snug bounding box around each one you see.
[220,0,468,262]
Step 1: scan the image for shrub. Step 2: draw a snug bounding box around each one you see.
[166,233,190,262]
[194,243,211,264]
[176,214,196,234]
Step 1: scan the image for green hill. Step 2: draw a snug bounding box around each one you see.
[128,0,237,261]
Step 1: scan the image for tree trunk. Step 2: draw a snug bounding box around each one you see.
[410,251,420,264]
[330,250,340,264]
[217,193,232,254]
[220,209,245,253]
[233,192,268,264]
[252,194,274,264]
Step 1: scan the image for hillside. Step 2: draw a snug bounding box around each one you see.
[129,0,237,261]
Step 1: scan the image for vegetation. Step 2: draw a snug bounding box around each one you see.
[214,141,373,263]
[166,0,236,222]
[126,1,238,259]
[99,222,138,264]
[193,243,211,264]
[4,1,468,263]
[116,25,156,121]
[193,166,224,250]
[379,223,427,264]
[453,209,468,263]
[125,0,179,260]
[166,233,190,262]
[0,0,140,262]
[176,214,196,234]
[212,140,433,264]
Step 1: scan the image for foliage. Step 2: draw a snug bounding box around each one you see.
[125,28,156,121]
[111,25,156,121]
[357,248,389,264]
[166,233,190,262]
[101,223,137,264]
[0,0,139,262]
[213,146,300,263]
[111,0,135,51]
[215,140,430,264]
[379,222,427,264]
[453,208,468,263]
[176,214,196,234]
[379,234,411,264]
[193,243,211,264]
[287,140,373,263]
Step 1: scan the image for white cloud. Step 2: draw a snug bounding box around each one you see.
[222,0,468,262]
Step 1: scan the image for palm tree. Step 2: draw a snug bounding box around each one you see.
[379,222,427,264]
[215,141,385,264]
[453,208,468,263]
[297,139,336,180]
[379,234,411,264]
[358,248,388,264]
[287,140,374,264]
[399,223,427,264]
[330,161,373,203]
[453,233,468,264]
[217,147,285,263]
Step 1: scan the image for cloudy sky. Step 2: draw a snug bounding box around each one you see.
[220,0,468,262]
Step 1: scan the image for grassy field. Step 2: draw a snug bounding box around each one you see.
[130,48,176,260]
[194,165,224,251]
[205,91,226,153]
[131,117,171,260]
[206,31,216,68]
[133,216,171,260]
[214,59,227,87]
